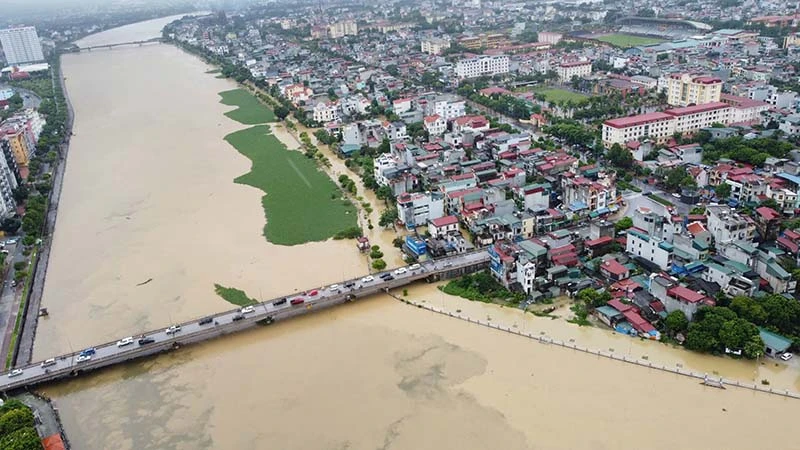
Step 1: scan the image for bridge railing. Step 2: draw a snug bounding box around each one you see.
[11,251,490,371]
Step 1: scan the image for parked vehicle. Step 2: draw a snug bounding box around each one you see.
[329,284,340,291]
[409,264,421,271]
[344,282,355,288]
[232,314,244,322]
[290,298,305,306]
[165,325,182,335]
[198,317,213,325]
[379,273,392,279]
[138,337,155,345]
[361,276,374,283]
[41,358,56,368]
[116,337,134,347]
[240,306,256,314]
[308,290,319,296]
[781,352,793,361]
[394,267,407,275]
[273,298,287,306]
[8,369,23,378]
[76,355,91,363]
[384,275,395,281]
[79,347,96,357]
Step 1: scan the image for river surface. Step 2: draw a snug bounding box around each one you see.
[36,17,800,450]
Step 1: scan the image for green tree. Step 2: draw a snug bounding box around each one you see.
[729,296,767,324]
[714,183,731,200]
[664,310,689,336]
[719,318,759,352]
[378,208,399,227]
[607,143,634,169]
[378,138,391,154]
[0,426,41,450]
[614,217,633,232]
[0,408,34,436]
[274,106,290,121]
[371,259,387,270]
[576,288,611,308]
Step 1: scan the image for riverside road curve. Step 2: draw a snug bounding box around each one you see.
[0,251,490,393]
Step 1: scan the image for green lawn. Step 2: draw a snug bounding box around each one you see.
[224,125,358,245]
[219,88,276,124]
[534,88,589,104]
[595,34,665,48]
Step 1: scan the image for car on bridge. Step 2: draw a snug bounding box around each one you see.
[232,314,244,322]
[138,336,155,345]
[290,298,305,306]
[409,263,421,271]
[199,317,213,325]
[79,347,96,357]
[273,298,287,306]
[241,306,256,314]
[394,268,407,275]
[361,276,374,283]
[165,325,182,335]
[76,355,91,363]
[116,337,134,347]
[41,359,56,368]
[7,369,22,378]
[307,290,319,296]
[329,284,340,291]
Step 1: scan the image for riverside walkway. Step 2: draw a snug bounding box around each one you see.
[0,251,489,393]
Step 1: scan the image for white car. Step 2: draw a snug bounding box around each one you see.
[7,369,23,378]
[780,352,793,361]
[116,337,134,347]
[409,263,421,271]
[329,284,340,291]
[76,355,91,363]
[240,306,255,314]
[394,267,407,275]
[361,276,375,283]
[671,193,681,198]
[165,325,182,335]
[41,358,56,368]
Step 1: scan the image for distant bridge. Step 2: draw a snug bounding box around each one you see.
[76,38,163,52]
[0,251,490,393]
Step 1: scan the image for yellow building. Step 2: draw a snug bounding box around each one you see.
[3,130,30,166]
[784,32,800,48]
[667,73,722,107]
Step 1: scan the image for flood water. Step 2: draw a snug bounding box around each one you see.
[37,17,800,450]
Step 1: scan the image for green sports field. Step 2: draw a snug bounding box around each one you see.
[219,88,276,124]
[534,88,589,104]
[595,34,665,48]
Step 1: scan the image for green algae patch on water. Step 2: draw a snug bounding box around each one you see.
[219,88,276,124]
[214,284,258,307]
[224,125,358,245]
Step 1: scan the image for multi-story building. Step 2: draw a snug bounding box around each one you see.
[458,33,507,50]
[421,38,450,55]
[327,20,358,39]
[455,55,509,80]
[423,115,447,136]
[648,275,710,321]
[706,205,756,244]
[282,84,313,105]
[561,172,616,213]
[428,97,465,121]
[0,26,44,65]
[537,32,563,45]
[626,227,673,270]
[312,101,340,124]
[667,73,722,107]
[556,61,592,83]
[601,102,732,147]
[0,124,34,166]
[0,149,15,218]
[396,192,445,228]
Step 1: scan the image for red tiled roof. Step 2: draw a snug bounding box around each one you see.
[585,236,614,247]
[667,286,705,303]
[604,112,673,128]
[622,310,655,333]
[784,229,800,241]
[430,215,459,228]
[608,298,633,312]
[664,102,729,116]
[777,236,799,254]
[601,259,629,277]
[756,206,780,221]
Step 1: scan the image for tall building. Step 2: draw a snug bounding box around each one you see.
[421,38,450,55]
[556,61,592,82]
[455,55,509,79]
[0,26,44,65]
[667,73,722,107]
[327,21,358,39]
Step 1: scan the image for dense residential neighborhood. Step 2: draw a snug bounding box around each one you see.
[151,0,800,361]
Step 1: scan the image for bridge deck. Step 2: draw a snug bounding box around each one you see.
[0,251,489,392]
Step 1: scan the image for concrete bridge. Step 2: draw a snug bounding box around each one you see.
[77,38,163,52]
[0,251,489,393]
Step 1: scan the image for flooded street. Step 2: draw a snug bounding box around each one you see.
[34,17,800,450]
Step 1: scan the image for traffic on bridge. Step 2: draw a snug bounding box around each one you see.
[0,251,489,393]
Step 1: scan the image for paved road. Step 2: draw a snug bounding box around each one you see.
[0,240,27,364]
[0,251,490,392]
[0,84,41,109]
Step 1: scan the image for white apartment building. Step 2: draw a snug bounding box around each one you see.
[455,55,509,79]
[327,20,358,38]
[556,61,592,82]
[396,192,445,227]
[421,38,450,55]
[0,146,16,219]
[602,102,731,147]
[706,205,756,244]
[626,227,673,270]
[423,115,447,136]
[312,101,340,124]
[430,98,465,121]
[537,32,563,45]
[373,154,398,186]
[667,73,722,107]
[0,26,44,65]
